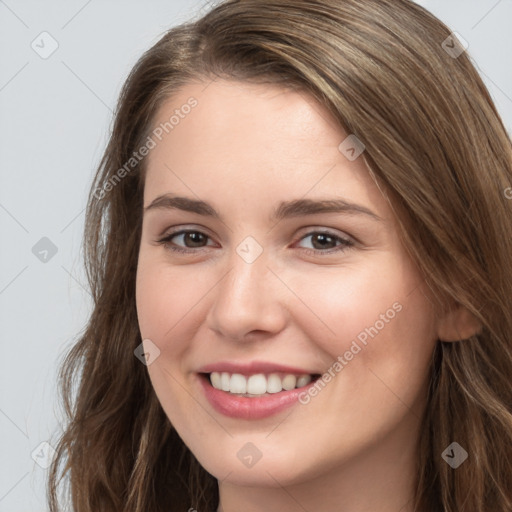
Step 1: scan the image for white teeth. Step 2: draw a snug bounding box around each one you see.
[210,371,222,389]
[282,374,297,390]
[266,374,282,394]
[221,372,230,392]
[296,375,312,387]
[209,371,315,395]
[229,373,247,394]
[247,374,267,394]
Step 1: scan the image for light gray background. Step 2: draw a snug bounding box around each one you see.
[0,1,511,510]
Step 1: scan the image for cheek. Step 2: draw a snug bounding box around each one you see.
[288,258,436,393]
[135,254,206,345]
[135,256,209,425]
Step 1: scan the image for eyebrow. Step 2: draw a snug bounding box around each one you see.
[144,194,382,222]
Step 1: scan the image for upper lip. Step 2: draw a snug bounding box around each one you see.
[197,360,320,376]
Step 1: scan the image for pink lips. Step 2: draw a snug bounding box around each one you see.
[197,360,317,376]
[197,360,319,420]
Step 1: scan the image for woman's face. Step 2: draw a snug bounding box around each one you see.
[136,79,440,488]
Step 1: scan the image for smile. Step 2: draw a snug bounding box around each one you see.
[209,371,318,396]
[197,365,322,420]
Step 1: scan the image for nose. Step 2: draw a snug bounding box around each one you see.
[206,247,288,343]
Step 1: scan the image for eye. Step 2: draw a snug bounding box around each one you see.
[157,229,215,254]
[156,228,354,256]
[294,230,354,256]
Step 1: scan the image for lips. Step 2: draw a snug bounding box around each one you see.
[197,360,320,377]
[196,361,321,419]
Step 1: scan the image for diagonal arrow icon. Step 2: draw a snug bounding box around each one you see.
[236,236,263,263]
[32,237,58,263]
[237,441,263,468]
[441,31,468,59]
[338,134,365,161]
[441,442,468,468]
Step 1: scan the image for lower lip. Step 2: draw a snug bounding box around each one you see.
[198,374,318,420]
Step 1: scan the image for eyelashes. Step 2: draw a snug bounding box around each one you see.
[156,229,355,257]
[158,230,214,254]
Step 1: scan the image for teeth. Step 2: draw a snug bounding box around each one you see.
[210,371,222,389]
[209,371,315,396]
[266,374,282,394]
[221,372,230,392]
[229,373,247,394]
[247,374,267,394]
[282,374,297,390]
[296,375,312,387]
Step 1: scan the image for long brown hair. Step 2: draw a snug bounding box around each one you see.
[47,1,512,510]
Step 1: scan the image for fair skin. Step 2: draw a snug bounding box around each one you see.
[135,79,478,512]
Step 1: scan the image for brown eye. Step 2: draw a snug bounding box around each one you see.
[180,231,208,248]
[296,231,354,256]
[158,230,214,253]
[309,233,338,250]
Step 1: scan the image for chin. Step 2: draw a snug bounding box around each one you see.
[193,441,318,488]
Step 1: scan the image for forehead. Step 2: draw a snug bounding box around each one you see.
[143,79,390,222]
[150,79,341,152]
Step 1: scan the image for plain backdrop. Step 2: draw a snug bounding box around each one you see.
[0,1,511,510]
